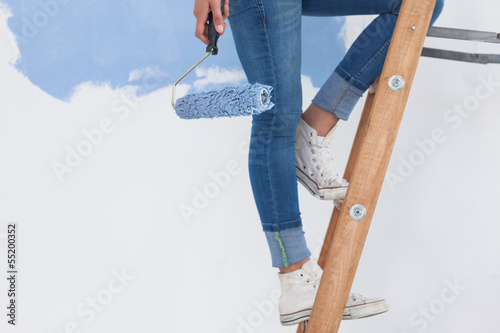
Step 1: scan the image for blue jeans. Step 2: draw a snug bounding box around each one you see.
[228,0,444,267]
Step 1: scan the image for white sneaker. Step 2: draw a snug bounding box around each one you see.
[295,118,348,200]
[278,259,389,326]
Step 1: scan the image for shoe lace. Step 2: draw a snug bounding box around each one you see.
[308,140,341,186]
[300,271,322,289]
[349,293,366,302]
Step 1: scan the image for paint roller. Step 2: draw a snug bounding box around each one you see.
[171,1,274,119]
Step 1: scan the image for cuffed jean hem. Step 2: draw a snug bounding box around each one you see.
[311,70,365,121]
[264,226,311,268]
[261,218,303,233]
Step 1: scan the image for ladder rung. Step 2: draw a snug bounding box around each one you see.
[421,47,500,64]
[427,26,500,44]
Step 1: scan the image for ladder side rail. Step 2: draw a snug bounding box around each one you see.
[296,90,376,333]
[305,0,437,331]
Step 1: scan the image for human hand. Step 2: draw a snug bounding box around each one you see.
[194,0,229,45]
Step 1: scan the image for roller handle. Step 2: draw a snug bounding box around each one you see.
[206,0,225,55]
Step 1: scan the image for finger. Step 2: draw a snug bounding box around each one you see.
[194,1,210,44]
[195,16,209,44]
[210,0,225,34]
[223,0,230,20]
[203,24,209,43]
[219,22,227,36]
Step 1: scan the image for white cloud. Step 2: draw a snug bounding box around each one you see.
[0,2,20,65]
[128,65,161,82]
[301,74,320,110]
[339,15,376,50]
[192,65,246,90]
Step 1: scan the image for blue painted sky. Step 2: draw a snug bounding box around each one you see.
[3,0,345,100]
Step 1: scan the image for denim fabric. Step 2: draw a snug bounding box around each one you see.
[228,0,444,267]
[264,226,311,268]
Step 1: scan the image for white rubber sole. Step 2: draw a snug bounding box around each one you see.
[296,167,347,201]
[280,299,389,326]
[343,299,390,320]
[280,308,312,326]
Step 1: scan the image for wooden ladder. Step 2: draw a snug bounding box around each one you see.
[297,0,435,332]
[297,0,500,331]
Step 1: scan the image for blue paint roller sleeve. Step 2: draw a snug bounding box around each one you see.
[174,83,275,119]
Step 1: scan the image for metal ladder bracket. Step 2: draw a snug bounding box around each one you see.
[422,26,500,64]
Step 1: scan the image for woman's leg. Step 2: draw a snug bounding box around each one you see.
[294,0,444,201]
[228,0,311,268]
[302,0,445,130]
